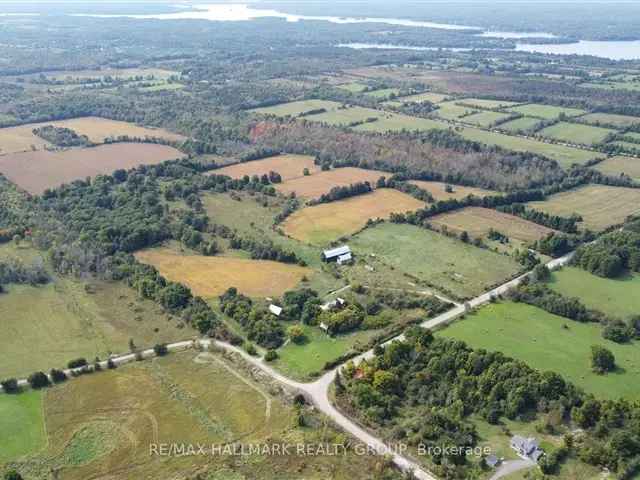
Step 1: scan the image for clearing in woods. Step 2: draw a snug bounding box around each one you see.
[211,154,320,182]
[458,127,602,167]
[538,121,615,145]
[526,184,640,231]
[440,302,640,400]
[276,166,390,199]
[0,143,184,194]
[249,99,342,117]
[349,222,522,299]
[430,207,555,242]
[594,156,640,180]
[281,189,424,245]
[134,248,310,298]
[408,180,497,201]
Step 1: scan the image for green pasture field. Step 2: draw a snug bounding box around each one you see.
[456,98,519,109]
[619,131,640,143]
[458,127,601,168]
[580,81,640,92]
[507,103,587,120]
[610,141,640,152]
[349,223,522,299]
[0,390,46,464]
[497,116,542,133]
[304,106,383,126]
[363,87,401,99]
[396,91,448,104]
[548,267,640,321]
[463,110,514,128]
[0,245,188,379]
[336,82,368,93]
[433,101,478,121]
[526,184,640,231]
[249,99,342,116]
[594,155,640,180]
[353,112,447,133]
[538,121,615,145]
[440,302,640,399]
[580,112,640,128]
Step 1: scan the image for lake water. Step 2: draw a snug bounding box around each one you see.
[516,40,640,60]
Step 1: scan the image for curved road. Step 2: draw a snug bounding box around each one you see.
[4,252,574,480]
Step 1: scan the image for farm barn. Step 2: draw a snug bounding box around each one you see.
[322,245,352,264]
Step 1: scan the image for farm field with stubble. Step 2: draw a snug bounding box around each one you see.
[211,154,320,182]
[594,155,640,180]
[276,166,390,199]
[408,180,498,201]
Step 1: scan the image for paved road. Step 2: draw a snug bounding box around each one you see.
[490,459,535,480]
[4,251,574,479]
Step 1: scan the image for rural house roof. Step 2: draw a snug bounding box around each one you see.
[269,304,283,316]
[510,436,543,461]
[323,245,351,259]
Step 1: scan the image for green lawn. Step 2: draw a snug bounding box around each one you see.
[0,390,46,463]
[459,127,601,167]
[507,103,587,120]
[273,324,378,380]
[441,302,640,399]
[548,267,640,320]
[497,116,542,133]
[350,223,522,299]
[538,121,615,146]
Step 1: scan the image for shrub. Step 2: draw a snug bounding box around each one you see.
[50,369,67,383]
[287,325,306,344]
[0,378,19,394]
[28,371,50,389]
[244,342,257,356]
[264,350,279,362]
[67,358,88,369]
[4,470,23,480]
[107,358,116,369]
[591,345,616,374]
[153,343,169,356]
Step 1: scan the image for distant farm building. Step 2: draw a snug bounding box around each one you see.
[321,297,346,312]
[269,304,283,316]
[322,245,352,263]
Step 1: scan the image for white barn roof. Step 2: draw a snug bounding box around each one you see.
[323,245,351,259]
[269,304,283,316]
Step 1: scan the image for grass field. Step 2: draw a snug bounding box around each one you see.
[135,247,310,298]
[0,390,46,464]
[396,91,448,104]
[506,103,587,120]
[526,184,640,231]
[548,267,640,320]
[457,98,519,109]
[408,180,497,201]
[594,155,640,180]
[5,352,388,479]
[580,112,640,128]
[363,87,401,99]
[212,154,319,182]
[430,207,554,242]
[463,110,514,128]
[249,99,342,116]
[304,106,383,126]
[497,116,542,133]
[538,121,615,145]
[433,101,478,120]
[459,127,602,167]
[0,246,190,379]
[276,166,390,199]
[336,82,368,93]
[353,112,446,133]
[440,302,640,399]
[0,143,183,194]
[350,223,522,299]
[282,189,424,245]
[610,141,640,152]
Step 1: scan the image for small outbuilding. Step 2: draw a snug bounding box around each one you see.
[269,304,283,317]
[337,252,352,265]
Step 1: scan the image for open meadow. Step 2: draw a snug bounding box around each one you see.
[462,110,514,128]
[3,351,388,480]
[135,247,310,298]
[349,222,522,299]
[408,180,497,201]
[211,154,320,182]
[580,112,640,128]
[506,103,587,120]
[526,184,640,231]
[538,121,615,145]
[459,127,602,167]
[594,155,640,180]
[363,87,401,99]
[497,116,542,133]
[440,302,640,399]
[430,207,554,242]
[0,390,46,465]
[548,267,640,320]
[0,245,190,379]
[249,99,342,117]
[276,166,390,199]
[352,112,446,133]
[396,91,448,104]
[282,189,424,245]
[456,98,520,109]
[433,101,478,120]
[0,143,183,194]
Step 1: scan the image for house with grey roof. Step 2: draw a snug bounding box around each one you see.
[510,435,543,462]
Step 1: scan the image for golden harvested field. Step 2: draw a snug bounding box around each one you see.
[135,248,310,298]
[409,180,497,201]
[527,184,640,231]
[276,167,390,199]
[282,189,424,245]
[594,156,640,180]
[211,154,320,181]
[0,143,184,194]
[0,116,184,154]
[430,207,555,242]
